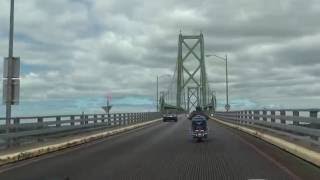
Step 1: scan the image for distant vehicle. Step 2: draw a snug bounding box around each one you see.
[191,115,208,141]
[162,112,178,122]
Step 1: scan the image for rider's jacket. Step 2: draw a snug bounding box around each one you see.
[188,111,209,120]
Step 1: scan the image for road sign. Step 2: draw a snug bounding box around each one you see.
[225,104,230,111]
[3,57,20,78]
[3,57,20,105]
[3,79,20,105]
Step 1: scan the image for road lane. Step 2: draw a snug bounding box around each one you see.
[0,115,319,180]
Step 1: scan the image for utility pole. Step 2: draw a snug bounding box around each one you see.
[6,0,15,133]
[156,76,159,112]
[205,53,230,111]
[225,54,229,111]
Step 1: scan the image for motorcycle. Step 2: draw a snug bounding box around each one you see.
[191,115,208,141]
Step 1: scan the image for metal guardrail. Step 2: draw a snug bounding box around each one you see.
[0,112,161,140]
[213,109,320,140]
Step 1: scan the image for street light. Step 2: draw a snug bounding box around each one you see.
[4,0,20,133]
[156,74,171,112]
[206,54,230,111]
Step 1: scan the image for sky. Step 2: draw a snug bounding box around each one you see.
[1,0,320,116]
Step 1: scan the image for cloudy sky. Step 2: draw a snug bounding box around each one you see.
[1,0,320,116]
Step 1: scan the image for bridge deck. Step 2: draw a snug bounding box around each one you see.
[0,115,319,180]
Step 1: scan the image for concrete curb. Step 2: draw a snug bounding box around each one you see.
[212,117,320,167]
[0,119,161,166]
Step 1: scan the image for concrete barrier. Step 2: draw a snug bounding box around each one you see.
[0,119,161,166]
[212,117,320,167]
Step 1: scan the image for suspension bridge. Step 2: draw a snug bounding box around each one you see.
[158,33,217,114]
[1,32,320,180]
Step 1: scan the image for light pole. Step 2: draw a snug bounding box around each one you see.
[5,0,15,133]
[156,74,171,112]
[156,76,158,111]
[206,54,230,111]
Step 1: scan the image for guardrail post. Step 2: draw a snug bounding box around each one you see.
[108,113,111,126]
[127,113,130,124]
[310,111,318,128]
[129,113,133,124]
[114,114,117,126]
[13,118,20,125]
[263,110,267,121]
[13,118,20,132]
[309,111,318,140]
[37,117,43,129]
[101,114,105,123]
[280,110,286,124]
[126,113,129,125]
[136,113,139,123]
[139,113,141,122]
[250,111,254,120]
[254,111,259,121]
[94,114,97,124]
[310,111,317,118]
[236,111,242,123]
[243,111,247,123]
[70,116,75,126]
[85,115,88,124]
[136,113,138,123]
[141,113,143,122]
[80,114,84,125]
[293,111,299,126]
[113,114,116,126]
[121,114,124,126]
[132,113,135,123]
[56,116,61,127]
[117,114,121,126]
[271,111,275,123]
[8,118,20,146]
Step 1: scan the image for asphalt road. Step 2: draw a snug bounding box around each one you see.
[0,115,319,180]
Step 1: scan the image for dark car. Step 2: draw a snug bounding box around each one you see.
[162,113,178,122]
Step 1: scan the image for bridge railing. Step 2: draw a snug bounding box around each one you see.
[0,112,161,140]
[213,109,320,141]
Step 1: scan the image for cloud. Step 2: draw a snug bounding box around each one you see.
[1,0,320,115]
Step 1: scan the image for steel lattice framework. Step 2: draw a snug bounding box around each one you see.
[176,33,207,110]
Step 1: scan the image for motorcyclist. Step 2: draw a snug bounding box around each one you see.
[188,106,209,120]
